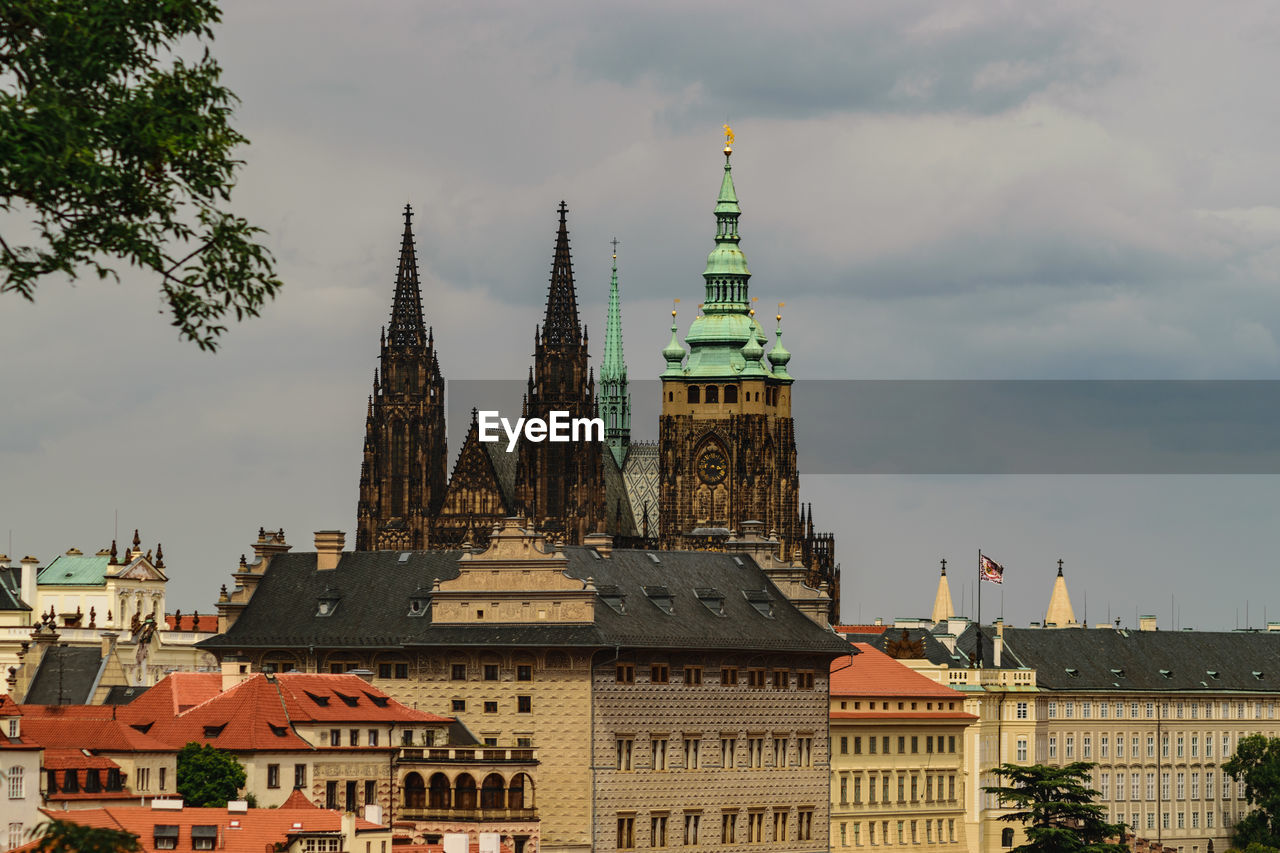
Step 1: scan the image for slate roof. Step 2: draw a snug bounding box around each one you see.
[482,444,519,508]
[102,685,150,705]
[203,547,848,655]
[970,625,1280,693]
[24,646,105,704]
[840,626,966,668]
[0,575,30,611]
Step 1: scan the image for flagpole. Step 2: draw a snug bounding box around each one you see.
[976,549,982,669]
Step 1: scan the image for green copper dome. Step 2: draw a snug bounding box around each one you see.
[768,320,792,379]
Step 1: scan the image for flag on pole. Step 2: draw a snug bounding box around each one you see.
[979,553,1004,584]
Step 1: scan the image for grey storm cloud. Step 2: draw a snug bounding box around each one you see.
[3,0,1280,631]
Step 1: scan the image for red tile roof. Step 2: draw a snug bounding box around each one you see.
[116,672,450,752]
[43,747,123,770]
[164,614,219,633]
[830,711,978,721]
[18,712,173,753]
[41,805,385,853]
[280,788,320,809]
[830,644,968,701]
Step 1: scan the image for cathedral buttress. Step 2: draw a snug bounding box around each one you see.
[356,205,448,551]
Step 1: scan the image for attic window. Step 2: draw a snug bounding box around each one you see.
[597,584,626,615]
[363,692,390,708]
[743,589,774,619]
[154,826,179,849]
[191,826,218,850]
[1159,669,1173,678]
[408,586,431,617]
[316,588,341,617]
[642,585,674,615]
[335,692,360,707]
[131,721,154,734]
[398,552,411,562]
[304,690,331,707]
[694,588,726,617]
[1065,668,1079,677]
[268,723,288,737]
[647,553,661,564]
[203,723,227,738]
[1207,670,1220,679]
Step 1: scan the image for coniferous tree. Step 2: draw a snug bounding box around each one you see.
[986,763,1128,853]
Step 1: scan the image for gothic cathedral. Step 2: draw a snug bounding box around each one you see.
[354,138,838,619]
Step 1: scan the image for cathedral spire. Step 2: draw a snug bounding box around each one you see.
[601,242,631,466]
[931,558,955,623]
[1046,558,1077,627]
[542,201,581,347]
[387,204,427,348]
[703,131,750,312]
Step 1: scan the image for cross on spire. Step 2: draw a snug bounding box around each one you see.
[940,558,947,576]
[1058,558,1064,576]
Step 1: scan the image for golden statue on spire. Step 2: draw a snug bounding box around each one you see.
[723,124,734,153]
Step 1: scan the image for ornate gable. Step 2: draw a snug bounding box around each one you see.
[432,413,511,548]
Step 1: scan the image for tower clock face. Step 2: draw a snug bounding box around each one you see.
[698,450,728,485]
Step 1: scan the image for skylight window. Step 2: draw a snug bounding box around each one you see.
[1110,668,1125,677]
[1065,668,1079,677]
[1207,670,1220,679]
[398,552,410,562]
[647,553,662,564]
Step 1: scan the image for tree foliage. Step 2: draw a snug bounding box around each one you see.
[1224,734,1280,849]
[33,819,141,853]
[176,741,247,807]
[986,763,1128,853]
[0,0,281,350]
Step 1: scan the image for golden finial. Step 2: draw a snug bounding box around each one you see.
[777,301,785,322]
[672,297,680,318]
[723,124,734,154]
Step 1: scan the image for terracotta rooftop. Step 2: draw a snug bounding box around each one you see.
[164,614,219,633]
[830,643,969,701]
[43,747,123,770]
[42,805,385,853]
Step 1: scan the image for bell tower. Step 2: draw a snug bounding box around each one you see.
[356,205,448,550]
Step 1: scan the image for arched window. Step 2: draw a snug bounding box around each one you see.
[509,773,530,809]
[428,773,450,808]
[724,385,738,404]
[705,385,719,403]
[1002,829,1014,847]
[688,386,700,404]
[481,773,505,809]
[668,391,674,402]
[455,774,477,810]
[403,773,425,809]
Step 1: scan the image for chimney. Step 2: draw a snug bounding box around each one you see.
[1139,615,1158,632]
[315,530,345,571]
[993,618,1004,667]
[584,532,612,558]
[20,556,39,609]
[220,656,251,691]
[100,631,118,658]
[363,804,383,826]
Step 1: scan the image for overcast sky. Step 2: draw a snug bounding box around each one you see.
[4,1,1280,630]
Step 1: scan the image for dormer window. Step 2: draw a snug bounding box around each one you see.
[1065,668,1079,677]
[597,584,626,615]
[1159,669,1173,679]
[694,588,725,616]
[642,585,674,615]
[7,718,17,738]
[317,588,341,617]
[743,590,774,619]
[154,826,179,850]
[408,587,431,617]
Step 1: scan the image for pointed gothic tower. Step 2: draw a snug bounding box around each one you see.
[600,246,631,467]
[931,558,956,623]
[1045,559,1078,627]
[356,205,448,551]
[514,202,606,542]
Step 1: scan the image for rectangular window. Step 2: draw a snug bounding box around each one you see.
[1207,772,1215,800]
[898,736,905,754]
[798,671,815,690]
[617,738,634,771]
[722,736,736,769]
[652,814,668,847]
[326,780,338,810]
[949,735,956,753]
[898,775,905,802]
[349,729,360,747]
[911,736,919,754]
[1147,735,1155,758]
[773,809,788,843]
[484,701,498,714]
[1083,702,1092,719]
[1147,773,1155,801]
[378,663,392,679]
[394,663,408,679]
[451,700,465,713]
[617,816,635,849]
[722,811,737,844]
[517,664,532,681]
[798,737,812,767]
[685,666,703,685]
[1177,773,1185,800]
[897,820,905,845]
[1066,736,1074,759]
[799,809,813,842]
[1192,773,1200,800]
[1116,733,1125,758]
[854,776,863,804]
[1083,736,1091,759]
[1048,702,1057,718]
[926,776,933,801]
[652,738,668,771]
[651,663,669,683]
[1177,735,1184,758]
[841,736,849,755]
[1162,772,1170,801]
[451,663,466,680]
[368,729,378,747]
[840,776,849,804]
[911,776,918,802]
[159,767,167,791]
[721,666,738,686]
[748,812,765,844]
[684,813,700,846]
[617,663,635,684]
[1049,736,1057,759]
[869,736,877,754]
[949,775,955,801]
[685,737,700,770]
[295,764,307,788]
[773,737,787,767]
[772,669,789,690]
[749,737,764,768]
[483,663,499,681]
[883,775,890,802]
[517,695,532,713]
[1101,736,1109,758]
[267,764,280,789]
